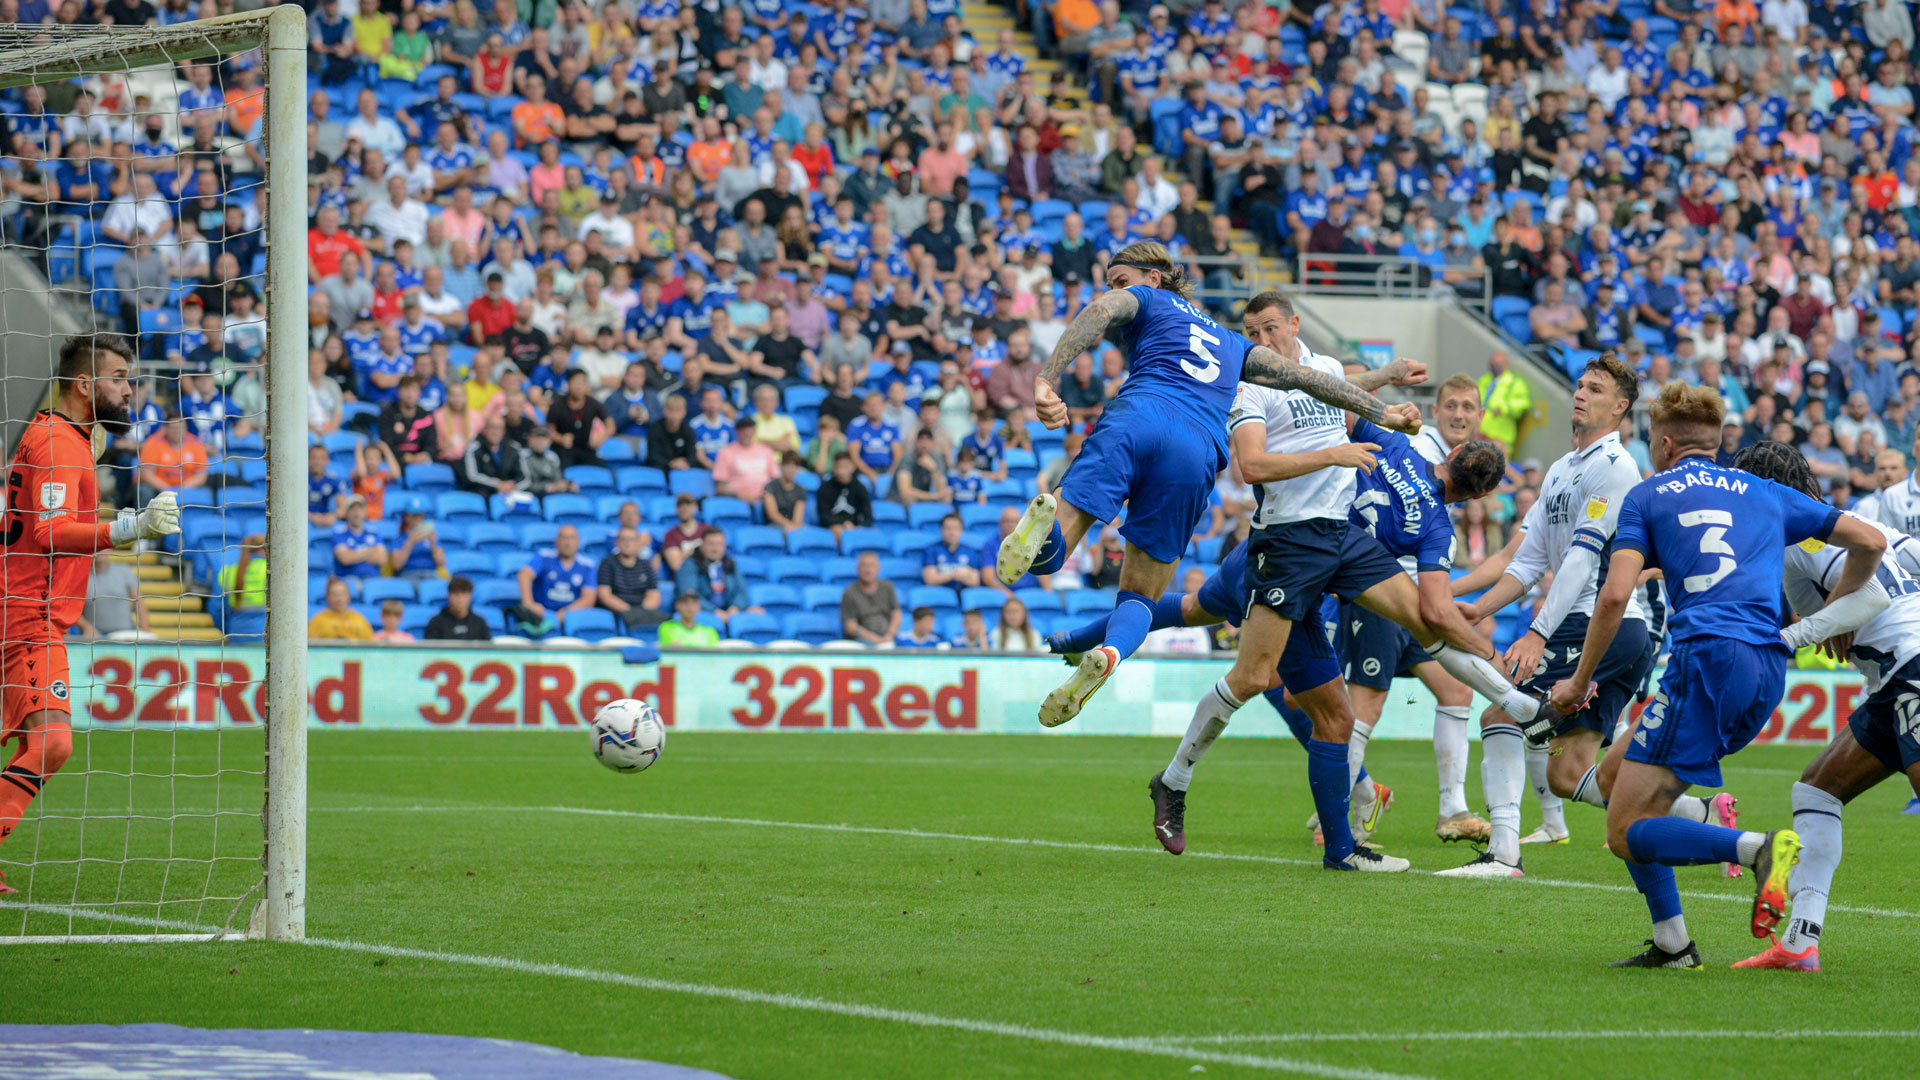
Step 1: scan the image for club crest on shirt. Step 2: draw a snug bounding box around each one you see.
[1584,495,1608,520]
[49,680,68,701]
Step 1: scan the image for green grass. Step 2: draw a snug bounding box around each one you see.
[6,729,1920,1079]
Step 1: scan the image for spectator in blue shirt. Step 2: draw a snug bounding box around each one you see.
[1176,81,1224,180]
[360,325,412,404]
[896,606,946,648]
[846,392,903,480]
[958,410,1007,480]
[388,509,447,582]
[689,385,737,463]
[526,347,573,407]
[948,445,986,504]
[331,496,389,580]
[515,523,598,636]
[922,513,982,591]
[674,526,756,621]
[308,444,350,527]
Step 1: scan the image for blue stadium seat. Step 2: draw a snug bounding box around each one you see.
[1063,590,1112,616]
[785,385,827,411]
[417,579,449,606]
[594,494,638,520]
[840,527,889,555]
[908,585,960,614]
[768,556,823,582]
[361,578,416,604]
[1194,535,1228,563]
[893,529,938,556]
[644,494,681,520]
[617,466,668,493]
[1490,295,1532,323]
[959,504,1000,530]
[669,470,715,498]
[822,556,859,581]
[908,502,955,529]
[755,584,802,615]
[1017,587,1063,613]
[787,526,837,555]
[403,463,456,492]
[466,521,520,551]
[519,521,560,548]
[782,613,840,645]
[736,525,787,556]
[562,609,618,641]
[566,466,615,493]
[729,612,782,644]
[490,494,543,519]
[599,439,638,463]
[705,495,753,525]
[497,551,535,578]
[960,586,1004,612]
[444,550,495,577]
[801,583,843,612]
[985,479,1029,508]
[472,579,520,608]
[872,502,907,525]
[543,493,598,525]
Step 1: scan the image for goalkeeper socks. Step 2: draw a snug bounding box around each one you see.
[1165,679,1244,790]
[1031,520,1068,576]
[1101,590,1155,659]
[1783,782,1843,953]
[1263,688,1314,748]
[1433,705,1471,818]
[1625,818,1766,867]
[1308,738,1356,862]
[0,722,72,845]
[1051,594,1189,655]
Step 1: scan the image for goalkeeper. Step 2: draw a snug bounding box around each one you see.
[0,335,179,893]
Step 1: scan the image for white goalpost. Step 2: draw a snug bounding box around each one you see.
[0,6,306,943]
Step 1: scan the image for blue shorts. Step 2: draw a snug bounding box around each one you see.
[1626,638,1788,788]
[1848,655,1920,774]
[1337,601,1433,690]
[1244,519,1403,623]
[1058,401,1224,564]
[1521,613,1654,740]
[1197,541,1340,691]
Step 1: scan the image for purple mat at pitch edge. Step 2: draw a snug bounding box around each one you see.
[0,1024,740,1079]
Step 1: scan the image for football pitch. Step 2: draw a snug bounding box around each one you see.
[7,729,1920,1079]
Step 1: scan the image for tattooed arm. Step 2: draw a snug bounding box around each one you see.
[1037,287,1140,384]
[1348,356,1429,392]
[1242,345,1423,431]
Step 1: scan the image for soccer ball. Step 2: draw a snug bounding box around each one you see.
[590,699,665,772]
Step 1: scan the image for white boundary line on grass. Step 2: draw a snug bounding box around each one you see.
[0,900,1426,1080]
[313,804,1920,921]
[1164,1029,1920,1045]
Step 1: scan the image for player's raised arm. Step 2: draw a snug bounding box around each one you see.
[1242,345,1421,432]
[1037,287,1141,386]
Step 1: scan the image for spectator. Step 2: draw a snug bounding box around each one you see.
[817,451,875,535]
[459,414,528,496]
[1836,391,1890,456]
[136,414,209,502]
[309,577,375,642]
[675,527,754,620]
[331,495,389,579]
[514,523,597,635]
[388,509,446,582]
[952,608,992,649]
[897,606,945,648]
[893,428,953,506]
[660,493,708,572]
[659,591,721,648]
[840,550,900,645]
[714,416,781,501]
[309,443,350,527]
[597,525,666,630]
[546,368,609,467]
[949,445,987,504]
[806,412,850,476]
[648,394,701,472]
[1475,351,1532,453]
[959,411,1009,480]
[747,384,801,453]
[78,551,151,639]
[846,391,903,480]
[989,597,1039,650]
[520,425,577,495]
[1142,568,1215,654]
[424,576,493,642]
[377,374,439,465]
[219,533,270,614]
[373,599,416,643]
[763,452,810,533]
[922,514,982,591]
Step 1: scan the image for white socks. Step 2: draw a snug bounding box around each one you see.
[1430,643,1538,723]
[1783,781,1843,953]
[1433,705,1471,818]
[1652,914,1690,953]
[1735,830,1768,867]
[1669,793,1708,821]
[1481,723,1526,865]
[1163,679,1244,791]
[1570,764,1606,809]
[1349,719,1375,803]
[1528,745,1567,833]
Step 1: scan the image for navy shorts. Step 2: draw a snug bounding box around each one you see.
[1244,519,1403,623]
[1197,542,1340,691]
[1848,655,1920,774]
[1337,601,1433,691]
[1520,613,1654,739]
[1626,638,1788,788]
[1058,401,1224,564]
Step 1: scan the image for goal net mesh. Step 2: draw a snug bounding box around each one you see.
[0,11,302,941]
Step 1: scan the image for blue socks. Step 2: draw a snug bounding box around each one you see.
[1625,817,1743,867]
[1308,738,1355,863]
[1625,860,1683,923]
[1102,590,1154,659]
[1051,594,1187,655]
[1031,520,1068,575]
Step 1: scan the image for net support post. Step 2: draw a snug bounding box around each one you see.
[258,1,310,943]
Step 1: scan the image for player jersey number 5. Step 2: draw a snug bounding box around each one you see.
[1183,324,1223,383]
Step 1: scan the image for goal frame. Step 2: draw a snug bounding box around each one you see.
[0,6,309,943]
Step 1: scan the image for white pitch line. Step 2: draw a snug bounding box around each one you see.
[1164,1030,1920,1046]
[312,804,1920,921]
[0,900,1427,1080]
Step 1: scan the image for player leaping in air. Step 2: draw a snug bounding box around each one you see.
[994,245,1419,728]
[1727,441,1920,972]
[1548,385,1888,968]
[0,335,180,894]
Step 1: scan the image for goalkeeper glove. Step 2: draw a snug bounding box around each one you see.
[109,491,181,547]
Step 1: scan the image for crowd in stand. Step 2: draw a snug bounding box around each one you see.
[8,0,1920,649]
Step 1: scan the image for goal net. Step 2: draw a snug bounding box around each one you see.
[0,7,306,943]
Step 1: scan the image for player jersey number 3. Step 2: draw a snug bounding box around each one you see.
[1678,509,1736,593]
[1182,325,1222,383]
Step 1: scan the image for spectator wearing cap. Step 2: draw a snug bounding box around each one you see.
[597,526,667,631]
[676,527,754,621]
[714,416,781,501]
[520,425,577,496]
[547,368,610,468]
[660,493,709,573]
[331,495,389,580]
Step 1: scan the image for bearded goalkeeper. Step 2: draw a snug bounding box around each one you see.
[0,335,180,892]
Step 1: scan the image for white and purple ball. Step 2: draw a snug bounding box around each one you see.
[590,699,665,772]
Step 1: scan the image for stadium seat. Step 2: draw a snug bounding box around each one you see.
[472,579,520,608]
[729,612,782,644]
[767,556,823,583]
[1063,590,1112,615]
[403,463,456,492]
[565,466,615,493]
[496,551,535,578]
[599,439,638,463]
[985,479,1029,508]
[960,586,1004,612]
[543,494,596,524]
[872,502,906,525]
[668,470,715,498]
[959,504,1000,530]
[908,502,955,529]
[908,585,960,614]
[489,494,543,519]
[822,556,859,581]
[562,609,617,641]
[782,613,840,645]
[736,525,788,556]
[840,527,889,555]
[594,494,636,520]
[416,579,449,606]
[361,579,415,604]
[705,495,753,525]
[787,526,837,555]
[785,385,827,411]
[1017,587,1063,613]
[466,522,519,552]
[616,466,668,493]
[892,529,938,556]
[801,584,843,612]
[519,521,560,548]
[755,584,802,615]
